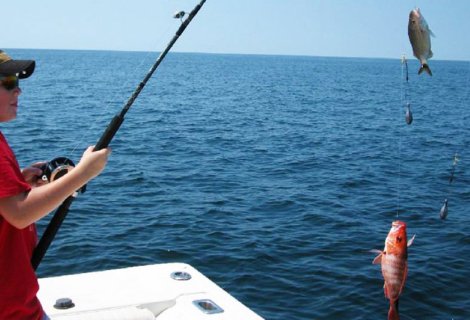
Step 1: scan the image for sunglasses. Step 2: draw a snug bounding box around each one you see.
[0,75,19,91]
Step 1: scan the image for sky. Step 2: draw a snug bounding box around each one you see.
[3,0,470,61]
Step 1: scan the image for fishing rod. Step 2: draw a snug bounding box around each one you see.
[31,0,207,271]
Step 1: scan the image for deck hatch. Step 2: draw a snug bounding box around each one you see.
[193,299,224,314]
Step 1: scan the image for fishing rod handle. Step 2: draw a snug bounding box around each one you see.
[94,114,124,151]
[31,196,75,270]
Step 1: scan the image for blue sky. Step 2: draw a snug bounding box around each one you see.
[3,0,470,61]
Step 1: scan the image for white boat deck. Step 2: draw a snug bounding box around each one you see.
[38,263,264,320]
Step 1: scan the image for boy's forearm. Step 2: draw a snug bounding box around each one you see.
[0,166,93,229]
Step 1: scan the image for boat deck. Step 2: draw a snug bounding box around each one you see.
[38,263,263,320]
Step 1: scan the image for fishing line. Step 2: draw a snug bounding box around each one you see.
[439,61,470,219]
[402,56,413,125]
[395,55,411,218]
[65,22,176,158]
[439,153,459,219]
[38,24,175,166]
[37,20,176,192]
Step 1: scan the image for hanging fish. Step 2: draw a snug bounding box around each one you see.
[408,8,435,76]
[372,221,415,320]
[405,103,413,125]
[440,199,449,220]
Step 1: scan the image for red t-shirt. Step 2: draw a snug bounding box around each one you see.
[0,132,44,319]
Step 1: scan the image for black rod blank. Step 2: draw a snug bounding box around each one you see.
[95,0,207,151]
[32,0,207,270]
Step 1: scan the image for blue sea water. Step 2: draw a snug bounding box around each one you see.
[2,49,469,319]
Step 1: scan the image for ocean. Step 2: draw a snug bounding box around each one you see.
[3,49,469,319]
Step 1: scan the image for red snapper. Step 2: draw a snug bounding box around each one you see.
[373,221,415,320]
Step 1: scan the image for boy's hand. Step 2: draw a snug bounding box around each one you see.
[21,161,48,188]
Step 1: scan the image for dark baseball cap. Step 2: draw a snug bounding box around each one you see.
[0,50,35,79]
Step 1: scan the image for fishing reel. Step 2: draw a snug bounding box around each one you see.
[40,157,75,183]
[40,157,87,193]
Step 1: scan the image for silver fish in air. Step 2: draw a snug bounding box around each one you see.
[408,8,434,76]
[405,103,413,125]
[440,199,448,220]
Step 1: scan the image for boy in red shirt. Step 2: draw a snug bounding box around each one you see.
[0,50,111,319]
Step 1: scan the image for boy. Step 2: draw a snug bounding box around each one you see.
[0,50,111,319]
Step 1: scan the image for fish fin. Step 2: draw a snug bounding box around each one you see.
[407,234,415,247]
[384,284,388,299]
[418,64,432,76]
[430,29,436,37]
[371,250,383,264]
[388,299,400,320]
[429,50,433,59]
[419,25,427,35]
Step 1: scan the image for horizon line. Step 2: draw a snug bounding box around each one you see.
[4,47,469,63]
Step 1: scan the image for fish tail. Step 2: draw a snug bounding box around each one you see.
[418,64,432,76]
[388,299,400,320]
